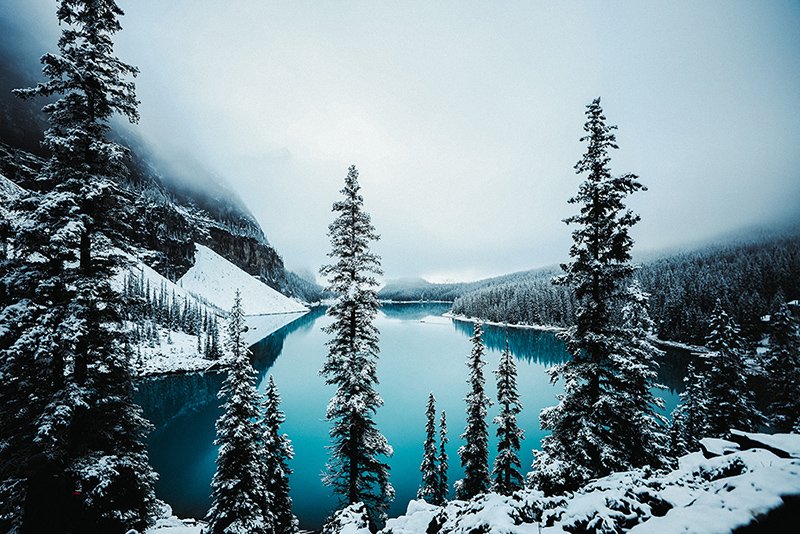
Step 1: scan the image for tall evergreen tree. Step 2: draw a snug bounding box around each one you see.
[434,411,449,506]
[418,393,439,503]
[1,1,158,531]
[702,300,761,437]
[533,98,657,494]
[206,291,270,534]
[492,339,524,495]
[764,303,800,432]
[261,376,298,534]
[611,282,669,467]
[669,361,709,455]
[319,165,393,526]
[456,323,491,500]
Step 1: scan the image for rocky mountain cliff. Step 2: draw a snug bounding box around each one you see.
[0,36,322,303]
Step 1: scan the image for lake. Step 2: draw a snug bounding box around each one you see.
[135,303,688,530]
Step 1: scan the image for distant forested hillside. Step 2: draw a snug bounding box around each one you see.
[378,268,559,303]
[385,231,800,344]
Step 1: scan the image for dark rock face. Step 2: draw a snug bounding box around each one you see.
[0,41,321,300]
[202,226,286,289]
[0,135,299,293]
[131,198,197,280]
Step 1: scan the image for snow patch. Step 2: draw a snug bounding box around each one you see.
[118,250,307,376]
[382,436,800,534]
[178,244,307,316]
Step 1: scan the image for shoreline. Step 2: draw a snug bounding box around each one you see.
[135,310,309,379]
[444,312,706,352]
[443,312,566,333]
[380,299,455,304]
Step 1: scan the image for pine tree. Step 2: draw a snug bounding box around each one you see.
[702,300,761,437]
[610,281,669,467]
[434,411,449,505]
[764,303,800,432]
[319,165,393,526]
[492,339,524,495]
[669,361,708,455]
[206,291,270,534]
[418,393,439,503]
[3,1,158,530]
[533,98,657,495]
[261,376,298,534]
[456,322,491,500]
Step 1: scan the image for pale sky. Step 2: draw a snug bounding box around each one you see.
[6,1,800,281]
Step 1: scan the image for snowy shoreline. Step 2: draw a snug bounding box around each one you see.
[134,310,309,378]
[443,312,566,333]
[379,299,455,304]
[444,312,707,353]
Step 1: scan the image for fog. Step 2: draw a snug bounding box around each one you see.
[4,0,800,281]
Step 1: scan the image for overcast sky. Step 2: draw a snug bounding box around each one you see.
[8,1,800,281]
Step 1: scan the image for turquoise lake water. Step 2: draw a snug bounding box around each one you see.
[135,303,687,530]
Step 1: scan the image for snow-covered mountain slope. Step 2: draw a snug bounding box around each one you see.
[0,172,24,197]
[178,244,308,316]
[120,251,307,376]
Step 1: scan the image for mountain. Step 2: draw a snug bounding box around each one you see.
[378,267,559,303]
[0,30,322,304]
[379,277,467,302]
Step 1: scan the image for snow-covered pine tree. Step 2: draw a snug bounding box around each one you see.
[261,376,298,534]
[456,322,491,500]
[492,339,524,495]
[418,393,439,503]
[206,290,271,534]
[319,165,393,527]
[764,303,800,432]
[702,300,761,437]
[533,98,654,495]
[3,1,158,530]
[434,411,449,506]
[669,361,709,455]
[610,281,669,467]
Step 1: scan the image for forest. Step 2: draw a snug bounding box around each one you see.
[449,231,800,343]
[1,1,798,533]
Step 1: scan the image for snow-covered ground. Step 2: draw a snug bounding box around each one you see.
[141,426,799,534]
[178,244,307,316]
[379,431,800,533]
[133,325,223,376]
[121,244,308,376]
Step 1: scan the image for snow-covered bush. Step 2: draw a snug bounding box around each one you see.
[323,502,372,534]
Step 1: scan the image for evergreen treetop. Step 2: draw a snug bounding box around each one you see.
[319,165,393,527]
[492,339,524,495]
[418,393,439,503]
[434,410,449,506]
[534,98,659,495]
[206,290,270,534]
[702,300,761,437]
[456,322,491,500]
[764,303,800,432]
[261,375,298,534]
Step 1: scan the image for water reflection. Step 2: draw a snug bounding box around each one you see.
[137,304,690,529]
[250,307,325,382]
[450,320,569,366]
[380,302,452,321]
